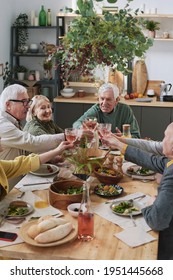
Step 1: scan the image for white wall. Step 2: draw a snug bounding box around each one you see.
[1,0,173,91]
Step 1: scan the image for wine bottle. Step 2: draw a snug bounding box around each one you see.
[39,5,46,26]
[78,182,94,241]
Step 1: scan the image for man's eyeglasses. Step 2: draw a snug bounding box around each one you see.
[9,99,33,106]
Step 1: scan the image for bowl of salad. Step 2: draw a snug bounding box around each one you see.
[49,180,83,210]
[94,167,123,185]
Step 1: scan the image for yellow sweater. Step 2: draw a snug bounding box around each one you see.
[0,154,40,198]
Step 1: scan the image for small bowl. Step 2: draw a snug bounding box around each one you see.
[60,91,75,98]
[63,88,73,93]
[67,203,81,217]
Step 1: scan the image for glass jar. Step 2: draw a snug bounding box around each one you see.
[122,124,131,138]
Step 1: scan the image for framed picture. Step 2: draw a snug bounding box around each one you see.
[0,63,3,76]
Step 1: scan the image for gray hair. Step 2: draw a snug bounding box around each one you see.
[0,84,27,111]
[98,83,119,100]
[26,95,50,122]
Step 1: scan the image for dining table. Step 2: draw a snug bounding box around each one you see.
[0,163,159,260]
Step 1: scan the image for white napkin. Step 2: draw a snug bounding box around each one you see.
[114,226,156,247]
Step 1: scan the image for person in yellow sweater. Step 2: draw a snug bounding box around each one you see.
[0,140,73,200]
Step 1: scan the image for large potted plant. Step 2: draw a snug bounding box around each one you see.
[50,0,153,82]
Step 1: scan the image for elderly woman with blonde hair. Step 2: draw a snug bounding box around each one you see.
[23,95,63,136]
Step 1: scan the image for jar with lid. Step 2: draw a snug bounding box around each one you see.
[122,124,131,138]
[78,181,94,241]
[39,5,47,26]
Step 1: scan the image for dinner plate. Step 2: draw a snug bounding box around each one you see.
[94,184,123,197]
[135,98,153,102]
[7,202,34,218]
[30,164,60,177]
[126,164,155,177]
[19,219,77,247]
[110,200,141,216]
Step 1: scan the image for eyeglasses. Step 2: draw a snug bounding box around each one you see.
[9,99,33,106]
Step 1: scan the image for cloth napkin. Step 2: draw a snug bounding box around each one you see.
[114,226,156,247]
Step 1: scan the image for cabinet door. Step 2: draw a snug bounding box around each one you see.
[129,105,141,130]
[54,103,83,129]
[141,107,171,140]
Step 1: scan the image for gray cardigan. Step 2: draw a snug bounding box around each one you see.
[125,145,173,259]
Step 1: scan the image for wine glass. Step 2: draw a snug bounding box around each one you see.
[82,117,97,131]
[65,128,78,143]
[82,117,98,147]
[97,123,112,149]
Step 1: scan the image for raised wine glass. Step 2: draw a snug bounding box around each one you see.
[82,117,98,147]
[97,123,112,149]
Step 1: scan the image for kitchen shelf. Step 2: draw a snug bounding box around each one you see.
[64,81,100,88]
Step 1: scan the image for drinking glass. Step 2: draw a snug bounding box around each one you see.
[64,128,78,143]
[97,123,112,149]
[82,117,97,131]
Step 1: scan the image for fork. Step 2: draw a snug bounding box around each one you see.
[17,191,25,199]
[129,212,137,227]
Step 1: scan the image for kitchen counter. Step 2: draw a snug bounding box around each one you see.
[53,94,173,140]
[54,94,173,107]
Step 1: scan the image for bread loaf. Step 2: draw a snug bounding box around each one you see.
[37,217,67,233]
[35,222,73,243]
[27,224,40,239]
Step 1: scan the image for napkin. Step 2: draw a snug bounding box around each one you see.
[114,226,156,247]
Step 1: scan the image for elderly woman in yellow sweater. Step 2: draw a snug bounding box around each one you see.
[0,139,73,200]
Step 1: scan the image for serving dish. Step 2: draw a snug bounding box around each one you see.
[94,167,123,185]
[135,97,153,102]
[126,165,155,177]
[30,164,59,177]
[62,88,73,93]
[19,219,77,247]
[110,200,141,216]
[49,180,83,210]
[60,90,76,98]
[94,184,123,197]
[7,202,34,218]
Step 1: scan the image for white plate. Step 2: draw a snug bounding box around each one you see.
[7,202,34,218]
[30,164,60,177]
[110,200,141,216]
[126,164,155,177]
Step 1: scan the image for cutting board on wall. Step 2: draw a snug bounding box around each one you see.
[108,69,124,95]
[132,60,148,94]
[144,80,165,97]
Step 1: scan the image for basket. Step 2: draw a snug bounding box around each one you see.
[49,180,83,210]
[94,167,123,185]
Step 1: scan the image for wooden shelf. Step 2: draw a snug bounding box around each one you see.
[64,81,100,88]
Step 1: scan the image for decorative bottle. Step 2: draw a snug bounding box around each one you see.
[78,182,94,241]
[47,8,51,26]
[39,5,47,26]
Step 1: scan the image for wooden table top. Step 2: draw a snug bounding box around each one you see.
[0,175,158,260]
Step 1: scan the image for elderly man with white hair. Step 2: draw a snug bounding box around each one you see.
[73,82,140,138]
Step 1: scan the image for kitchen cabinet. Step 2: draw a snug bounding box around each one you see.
[10,25,58,100]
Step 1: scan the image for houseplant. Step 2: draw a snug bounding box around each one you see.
[13,13,29,53]
[13,65,28,80]
[2,62,13,88]
[143,19,160,38]
[49,0,153,82]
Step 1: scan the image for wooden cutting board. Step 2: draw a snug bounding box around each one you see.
[108,69,124,94]
[144,80,165,98]
[132,60,148,94]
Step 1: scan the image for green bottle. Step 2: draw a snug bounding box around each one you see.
[39,5,46,26]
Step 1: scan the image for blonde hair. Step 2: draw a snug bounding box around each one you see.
[26,95,50,122]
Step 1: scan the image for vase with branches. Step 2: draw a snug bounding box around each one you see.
[49,0,153,83]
